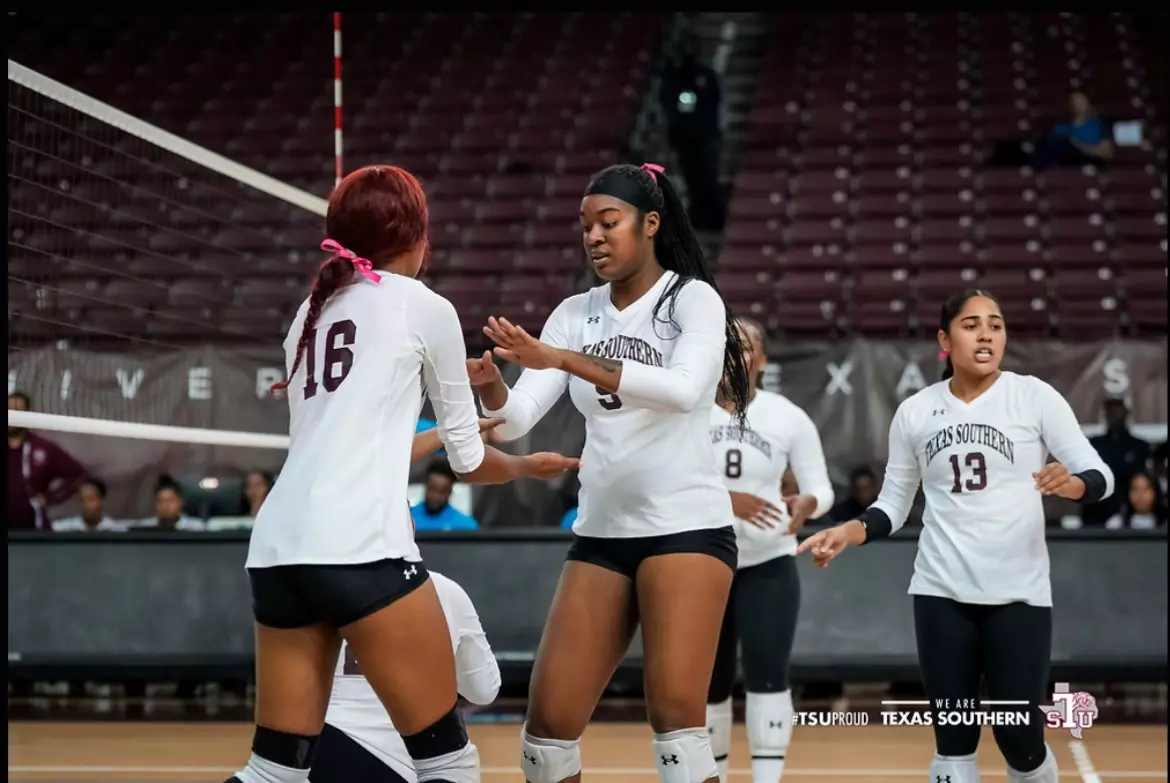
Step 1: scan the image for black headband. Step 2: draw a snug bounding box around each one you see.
[583,164,664,214]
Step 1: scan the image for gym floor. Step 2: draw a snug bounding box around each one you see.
[8,719,1167,782]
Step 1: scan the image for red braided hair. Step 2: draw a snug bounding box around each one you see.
[271,165,430,396]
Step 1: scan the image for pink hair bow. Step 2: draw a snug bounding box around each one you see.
[939,350,949,360]
[321,238,381,284]
[640,162,665,183]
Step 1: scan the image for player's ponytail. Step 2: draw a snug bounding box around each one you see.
[583,163,752,423]
[270,256,357,397]
[938,289,999,382]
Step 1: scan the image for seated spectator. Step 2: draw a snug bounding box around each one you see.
[1031,91,1114,170]
[830,466,878,522]
[242,470,273,517]
[560,507,578,529]
[411,460,478,531]
[51,478,127,532]
[134,478,205,531]
[8,391,86,530]
[1083,396,1151,525]
[1106,471,1167,530]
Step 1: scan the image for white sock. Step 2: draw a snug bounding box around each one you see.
[930,751,980,783]
[746,690,793,783]
[706,697,732,783]
[232,754,309,783]
[1007,744,1058,783]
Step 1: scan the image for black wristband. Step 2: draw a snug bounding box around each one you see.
[1074,469,1108,504]
[857,507,893,544]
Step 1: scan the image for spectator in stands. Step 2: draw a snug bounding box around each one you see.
[560,507,578,529]
[7,392,86,530]
[135,477,205,531]
[830,466,879,523]
[658,32,725,232]
[1031,91,1114,170]
[1083,396,1151,525]
[1154,442,1168,496]
[50,478,126,532]
[242,470,273,517]
[1105,471,1166,530]
[411,460,479,531]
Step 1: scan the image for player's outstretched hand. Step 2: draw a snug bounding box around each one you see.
[478,417,505,444]
[783,493,818,535]
[796,523,856,569]
[521,452,581,481]
[467,351,503,388]
[1033,462,1086,500]
[484,316,562,371]
[729,491,784,530]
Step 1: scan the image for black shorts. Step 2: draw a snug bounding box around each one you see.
[310,723,409,783]
[566,526,737,579]
[248,558,430,629]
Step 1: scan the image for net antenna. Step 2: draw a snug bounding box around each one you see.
[333,12,344,188]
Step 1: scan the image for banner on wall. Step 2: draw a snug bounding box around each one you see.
[8,340,1167,524]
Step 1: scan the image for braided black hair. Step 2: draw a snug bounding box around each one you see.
[585,164,752,421]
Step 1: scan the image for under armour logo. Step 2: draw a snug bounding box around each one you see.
[522,751,538,765]
[937,776,952,783]
[933,409,946,416]
[661,754,679,765]
[769,720,783,728]
[587,316,600,323]
[403,565,417,579]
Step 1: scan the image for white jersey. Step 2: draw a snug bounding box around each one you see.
[483,271,733,537]
[710,391,834,568]
[246,272,485,568]
[872,372,1113,607]
[326,571,500,781]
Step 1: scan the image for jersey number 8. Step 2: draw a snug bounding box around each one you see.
[304,320,358,399]
[725,448,743,479]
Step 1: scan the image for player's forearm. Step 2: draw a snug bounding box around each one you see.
[553,349,623,393]
[476,377,510,413]
[410,429,443,463]
[455,447,533,485]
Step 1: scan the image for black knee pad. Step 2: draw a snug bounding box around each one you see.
[252,725,320,770]
[933,722,981,758]
[222,778,245,782]
[402,704,469,761]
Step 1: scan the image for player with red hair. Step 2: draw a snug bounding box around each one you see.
[225,165,577,783]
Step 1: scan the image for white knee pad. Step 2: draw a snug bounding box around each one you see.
[520,729,581,783]
[745,690,793,758]
[1007,744,1057,783]
[931,751,981,783]
[705,697,732,764]
[414,741,480,783]
[652,727,718,783]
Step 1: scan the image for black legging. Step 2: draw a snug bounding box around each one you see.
[914,595,1051,773]
[310,723,410,783]
[708,554,800,702]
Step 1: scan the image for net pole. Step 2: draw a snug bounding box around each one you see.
[333,12,343,188]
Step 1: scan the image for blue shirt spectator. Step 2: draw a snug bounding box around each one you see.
[560,507,578,529]
[1055,116,1106,146]
[411,459,477,531]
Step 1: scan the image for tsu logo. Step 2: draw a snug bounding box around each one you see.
[1039,682,1099,739]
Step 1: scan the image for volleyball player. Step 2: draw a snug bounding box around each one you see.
[224,165,578,783]
[706,318,834,783]
[467,163,751,783]
[798,291,1114,783]
[310,570,500,783]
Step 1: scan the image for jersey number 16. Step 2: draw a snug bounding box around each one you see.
[303,320,357,399]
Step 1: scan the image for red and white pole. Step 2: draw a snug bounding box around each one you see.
[333,12,343,187]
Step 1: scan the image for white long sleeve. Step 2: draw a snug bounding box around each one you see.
[414,293,486,474]
[615,280,727,413]
[445,582,501,706]
[870,403,921,534]
[481,300,573,442]
[787,407,835,519]
[1036,379,1114,500]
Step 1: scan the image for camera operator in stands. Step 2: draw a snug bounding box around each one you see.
[7,392,86,531]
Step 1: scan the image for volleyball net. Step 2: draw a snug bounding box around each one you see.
[6,58,338,524]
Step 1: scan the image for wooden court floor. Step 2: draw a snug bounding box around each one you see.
[7,721,1167,782]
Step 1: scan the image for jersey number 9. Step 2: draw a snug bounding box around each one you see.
[304,320,358,399]
[595,385,623,410]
